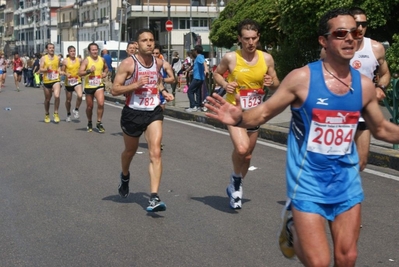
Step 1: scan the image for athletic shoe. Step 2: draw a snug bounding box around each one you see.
[146,196,166,212]
[17,87,20,92]
[53,113,60,123]
[226,174,243,209]
[118,172,130,198]
[73,110,80,119]
[66,115,71,122]
[185,107,198,112]
[279,199,295,259]
[44,114,50,123]
[96,122,105,133]
[201,106,208,112]
[87,122,93,132]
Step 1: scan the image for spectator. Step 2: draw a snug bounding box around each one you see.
[101,49,113,92]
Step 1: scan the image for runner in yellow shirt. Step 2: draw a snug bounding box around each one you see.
[78,43,109,132]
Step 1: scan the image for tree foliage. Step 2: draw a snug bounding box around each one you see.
[210,0,399,78]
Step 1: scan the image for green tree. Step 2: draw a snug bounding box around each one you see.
[210,0,399,78]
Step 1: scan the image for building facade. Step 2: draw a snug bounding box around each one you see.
[2,0,227,58]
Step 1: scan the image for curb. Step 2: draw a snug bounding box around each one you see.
[105,95,399,172]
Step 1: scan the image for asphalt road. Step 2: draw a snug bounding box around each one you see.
[0,82,398,267]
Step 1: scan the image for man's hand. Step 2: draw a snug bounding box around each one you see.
[376,87,386,101]
[163,92,174,102]
[205,93,243,126]
[263,74,274,87]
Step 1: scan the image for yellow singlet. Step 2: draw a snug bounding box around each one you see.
[42,55,60,84]
[226,50,267,105]
[64,57,81,86]
[84,56,104,89]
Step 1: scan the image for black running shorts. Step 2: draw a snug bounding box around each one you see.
[43,82,59,89]
[357,121,368,131]
[65,83,81,92]
[120,105,164,137]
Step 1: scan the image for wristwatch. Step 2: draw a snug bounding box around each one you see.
[377,85,386,92]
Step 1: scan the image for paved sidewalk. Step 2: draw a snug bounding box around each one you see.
[105,89,399,171]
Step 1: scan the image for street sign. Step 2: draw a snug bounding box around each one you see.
[165,20,173,32]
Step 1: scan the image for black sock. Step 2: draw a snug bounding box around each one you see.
[67,112,71,116]
[150,193,158,199]
[74,108,79,111]
[121,172,130,181]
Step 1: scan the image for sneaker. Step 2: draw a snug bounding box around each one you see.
[185,107,198,112]
[17,87,20,92]
[87,122,93,132]
[146,196,166,212]
[279,199,295,259]
[53,113,60,123]
[118,172,130,198]
[226,175,243,209]
[96,122,105,133]
[73,109,80,119]
[201,106,208,112]
[44,114,50,123]
[66,115,71,122]
[82,95,86,101]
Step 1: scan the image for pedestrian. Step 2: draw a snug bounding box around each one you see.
[11,51,24,91]
[349,7,391,171]
[78,42,108,133]
[0,52,6,91]
[32,53,42,88]
[62,45,83,122]
[101,48,113,92]
[22,53,29,86]
[205,8,399,266]
[111,28,174,212]
[212,19,279,209]
[153,44,175,110]
[40,43,62,123]
[183,45,209,112]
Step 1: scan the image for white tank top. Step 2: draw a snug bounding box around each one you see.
[350,37,378,80]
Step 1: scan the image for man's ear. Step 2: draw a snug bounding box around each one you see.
[318,36,327,50]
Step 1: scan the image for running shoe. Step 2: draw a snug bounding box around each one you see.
[66,115,71,122]
[118,172,130,198]
[185,107,198,112]
[73,109,80,119]
[87,122,93,132]
[226,174,243,209]
[96,122,105,133]
[44,114,50,123]
[146,196,166,212]
[278,199,295,259]
[53,113,60,123]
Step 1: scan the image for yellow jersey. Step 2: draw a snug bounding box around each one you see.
[84,56,104,89]
[226,50,267,106]
[42,55,60,84]
[64,57,81,86]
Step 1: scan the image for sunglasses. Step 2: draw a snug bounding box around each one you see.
[324,29,361,39]
[356,21,368,28]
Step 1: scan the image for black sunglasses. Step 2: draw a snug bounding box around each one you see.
[356,21,368,28]
[324,29,361,39]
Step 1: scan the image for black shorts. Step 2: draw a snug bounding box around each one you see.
[357,121,368,131]
[43,82,60,89]
[14,71,22,76]
[84,86,104,95]
[65,83,81,92]
[247,126,260,132]
[120,105,164,137]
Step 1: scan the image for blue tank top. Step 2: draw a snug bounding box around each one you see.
[286,61,364,204]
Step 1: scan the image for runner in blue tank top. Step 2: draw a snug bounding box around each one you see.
[205,8,399,267]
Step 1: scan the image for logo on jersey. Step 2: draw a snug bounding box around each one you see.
[316,98,328,105]
[325,112,349,123]
[352,60,361,70]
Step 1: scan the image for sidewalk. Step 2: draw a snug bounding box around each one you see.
[104,89,399,171]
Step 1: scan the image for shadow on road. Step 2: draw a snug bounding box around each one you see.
[191,195,251,214]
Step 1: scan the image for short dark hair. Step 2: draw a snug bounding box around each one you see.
[318,8,353,36]
[237,19,260,37]
[67,46,76,52]
[135,28,154,41]
[46,43,54,49]
[154,43,162,53]
[88,42,99,51]
[349,7,366,17]
[194,45,203,54]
